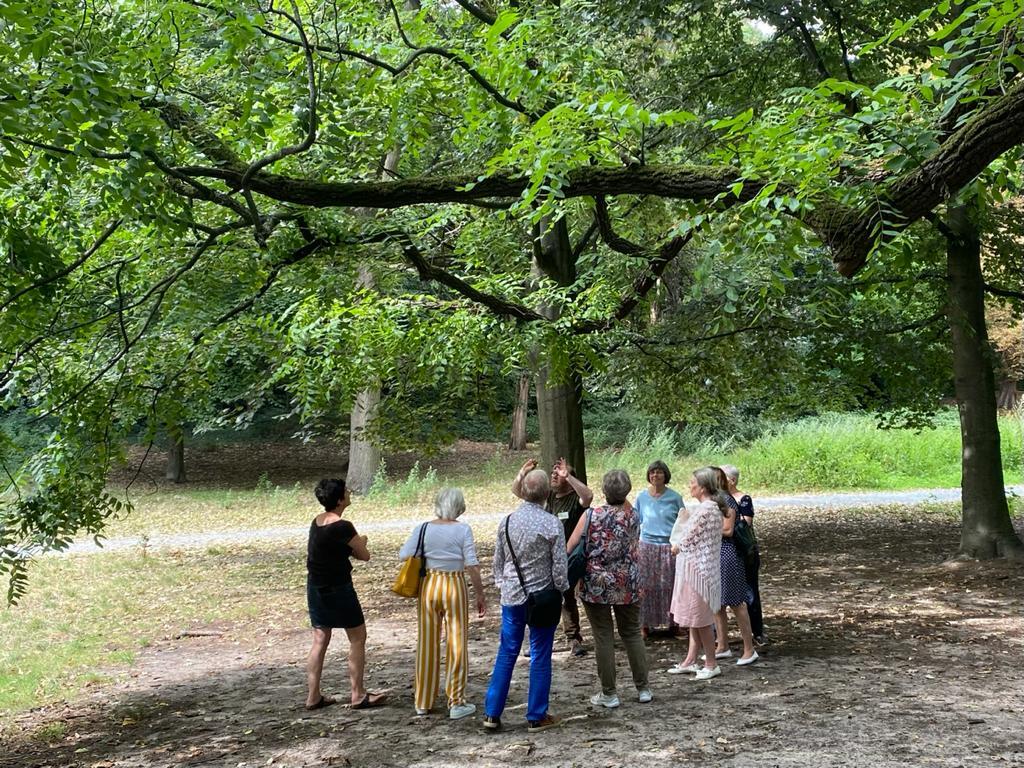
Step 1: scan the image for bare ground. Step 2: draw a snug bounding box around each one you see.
[5,512,1024,767]
[108,440,518,492]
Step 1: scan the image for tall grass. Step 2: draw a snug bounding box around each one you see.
[599,411,1023,492]
[734,412,1021,490]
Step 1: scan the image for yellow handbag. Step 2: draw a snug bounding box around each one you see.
[392,523,428,598]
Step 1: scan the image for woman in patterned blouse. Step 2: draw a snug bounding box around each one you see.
[566,469,651,708]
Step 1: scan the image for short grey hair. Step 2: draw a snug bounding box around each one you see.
[720,464,739,484]
[603,469,632,506]
[435,487,466,520]
[521,469,550,504]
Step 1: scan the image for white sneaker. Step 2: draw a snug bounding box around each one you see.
[449,703,476,720]
[736,651,759,666]
[589,692,620,708]
[637,689,653,703]
[667,662,701,675]
[695,666,722,681]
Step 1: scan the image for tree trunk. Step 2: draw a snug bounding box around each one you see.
[165,426,186,483]
[996,380,1019,410]
[509,374,530,450]
[536,365,587,484]
[347,141,406,494]
[532,217,588,484]
[347,383,381,494]
[945,203,1024,559]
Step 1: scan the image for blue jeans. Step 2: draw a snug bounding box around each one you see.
[484,604,556,722]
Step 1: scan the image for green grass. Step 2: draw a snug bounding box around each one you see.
[708,411,1023,491]
[94,410,1024,539]
[589,410,1023,492]
[0,544,307,719]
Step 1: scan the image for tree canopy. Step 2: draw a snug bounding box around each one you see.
[3,0,1024,600]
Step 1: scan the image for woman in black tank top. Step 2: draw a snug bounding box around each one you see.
[304,478,387,711]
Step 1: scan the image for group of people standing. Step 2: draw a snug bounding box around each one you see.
[302,458,764,732]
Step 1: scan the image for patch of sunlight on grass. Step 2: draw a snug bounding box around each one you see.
[0,543,308,724]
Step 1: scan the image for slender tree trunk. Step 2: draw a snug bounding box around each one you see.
[165,425,186,483]
[532,217,588,484]
[347,140,406,493]
[509,374,530,450]
[945,204,1024,559]
[347,381,381,494]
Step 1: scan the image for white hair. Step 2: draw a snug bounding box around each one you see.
[522,469,550,503]
[720,464,740,484]
[434,487,466,521]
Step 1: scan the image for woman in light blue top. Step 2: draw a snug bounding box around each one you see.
[634,460,684,636]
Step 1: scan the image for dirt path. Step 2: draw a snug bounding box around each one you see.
[7,507,1024,767]
[58,485,1024,556]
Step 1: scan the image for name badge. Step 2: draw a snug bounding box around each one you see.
[557,511,569,521]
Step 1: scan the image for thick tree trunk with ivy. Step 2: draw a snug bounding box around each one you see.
[945,204,1024,559]
[533,218,588,484]
[165,426,186,484]
[509,374,530,450]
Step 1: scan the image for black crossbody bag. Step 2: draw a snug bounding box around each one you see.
[504,519,563,627]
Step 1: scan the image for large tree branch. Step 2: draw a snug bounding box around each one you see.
[984,282,1024,301]
[571,197,693,333]
[391,232,545,322]
[157,78,1024,279]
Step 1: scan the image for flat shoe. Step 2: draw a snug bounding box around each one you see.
[352,692,387,709]
[694,666,722,681]
[667,662,701,675]
[305,695,337,711]
[699,650,733,660]
[736,651,759,666]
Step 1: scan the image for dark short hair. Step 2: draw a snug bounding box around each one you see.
[647,460,672,485]
[315,478,347,510]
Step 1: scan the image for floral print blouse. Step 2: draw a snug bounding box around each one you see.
[581,504,643,605]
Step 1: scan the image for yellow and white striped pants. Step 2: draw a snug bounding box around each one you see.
[415,570,469,710]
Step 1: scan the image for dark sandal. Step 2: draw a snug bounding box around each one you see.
[305,695,337,711]
[352,692,387,709]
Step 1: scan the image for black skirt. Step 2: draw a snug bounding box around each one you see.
[307,579,365,629]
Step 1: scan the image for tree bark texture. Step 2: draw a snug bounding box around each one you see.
[347,383,381,494]
[536,366,587,485]
[509,373,530,450]
[533,217,588,485]
[945,203,1024,559]
[165,427,186,484]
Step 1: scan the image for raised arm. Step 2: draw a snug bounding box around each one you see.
[554,457,593,508]
[511,458,538,499]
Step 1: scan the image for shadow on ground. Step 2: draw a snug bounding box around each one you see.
[5,511,1023,767]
